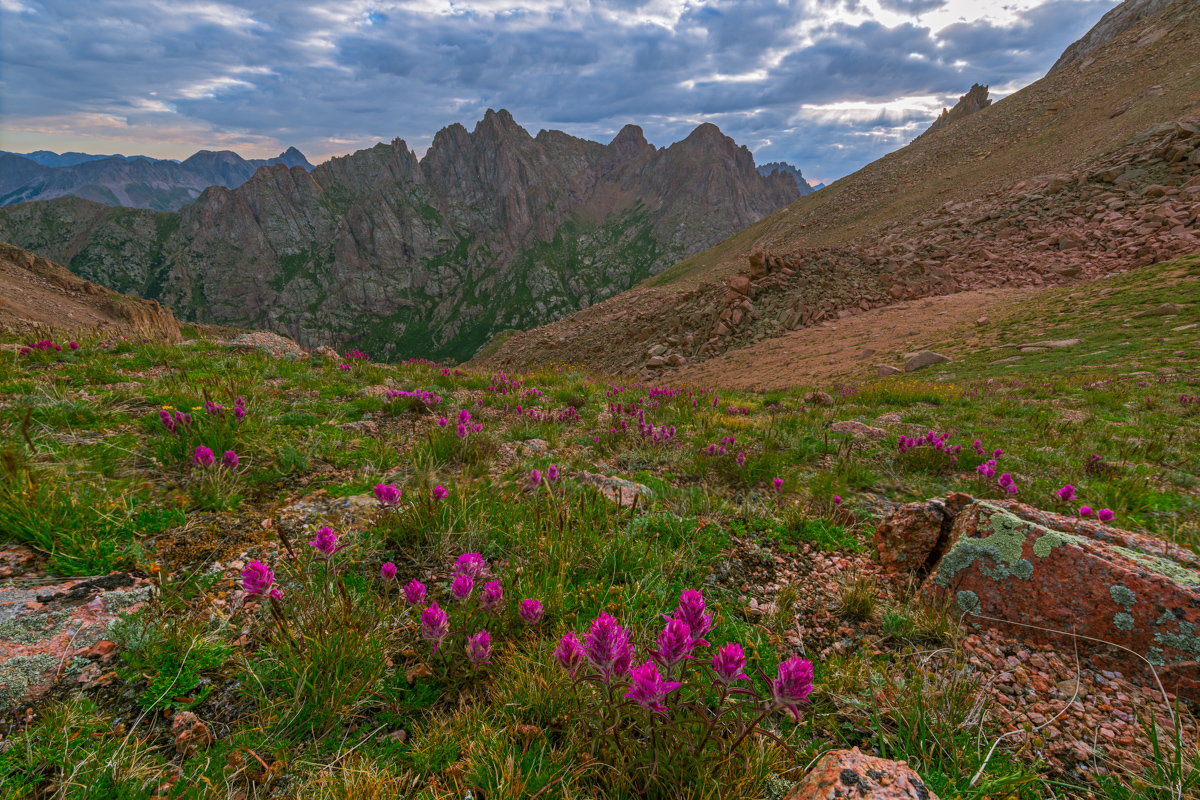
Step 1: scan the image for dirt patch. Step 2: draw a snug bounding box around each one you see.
[673,288,1035,389]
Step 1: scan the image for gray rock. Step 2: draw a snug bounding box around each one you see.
[904,350,952,372]
[876,364,903,376]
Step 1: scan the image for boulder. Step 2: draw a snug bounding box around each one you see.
[804,390,834,407]
[646,356,666,368]
[1133,303,1181,317]
[926,501,1200,700]
[313,345,340,360]
[784,747,939,800]
[904,351,951,372]
[875,493,974,575]
[830,420,888,441]
[729,276,752,295]
[876,364,903,377]
[571,471,653,507]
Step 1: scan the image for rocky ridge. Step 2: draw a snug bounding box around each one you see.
[922,84,992,138]
[478,116,1200,377]
[0,114,798,362]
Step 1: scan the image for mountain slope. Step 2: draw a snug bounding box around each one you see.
[472,0,1200,378]
[0,147,314,211]
[0,241,180,342]
[0,113,798,361]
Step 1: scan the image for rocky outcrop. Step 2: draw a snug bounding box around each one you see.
[875,497,1200,700]
[783,748,939,800]
[757,161,816,196]
[0,147,313,212]
[922,84,992,137]
[0,112,799,362]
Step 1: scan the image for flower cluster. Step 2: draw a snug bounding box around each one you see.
[897,431,962,460]
[412,553,543,672]
[1056,484,1114,521]
[20,339,68,355]
[386,388,444,406]
[344,349,370,360]
[559,589,813,781]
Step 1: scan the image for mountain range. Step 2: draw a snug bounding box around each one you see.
[0,147,313,211]
[0,112,798,361]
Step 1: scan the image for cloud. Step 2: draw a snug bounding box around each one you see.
[878,0,947,14]
[0,0,1121,183]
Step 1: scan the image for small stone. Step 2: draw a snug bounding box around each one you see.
[858,348,875,360]
[975,316,989,326]
[990,356,1023,364]
[876,364,903,376]
[646,356,666,367]
[1172,323,1197,331]
[729,276,751,295]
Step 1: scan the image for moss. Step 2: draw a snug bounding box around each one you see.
[1110,546,1200,586]
[1109,585,1136,610]
[957,590,981,615]
[1113,612,1135,631]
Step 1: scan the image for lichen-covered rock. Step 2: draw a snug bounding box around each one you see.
[570,471,653,507]
[0,573,151,710]
[874,493,973,575]
[783,747,939,800]
[830,420,888,441]
[875,499,946,575]
[927,501,1200,700]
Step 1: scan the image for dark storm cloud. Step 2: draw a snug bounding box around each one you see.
[0,0,1119,182]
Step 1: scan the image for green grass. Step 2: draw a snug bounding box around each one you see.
[0,256,1196,797]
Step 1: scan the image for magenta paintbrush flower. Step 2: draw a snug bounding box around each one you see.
[308,526,340,556]
[546,464,559,482]
[584,611,633,681]
[555,632,586,675]
[1079,506,1093,517]
[651,617,698,671]
[223,450,239,469]
[403,579,426,605]
[451,573,474,601]
[711,643,749,686]
[465,629,491,668]
[518,598,544,625]
[454,552,488,579]
[1057,484,1075,502]
[193,445,214,467]
[623,660,682,712]
[380,562,397,581]
[241,561,274,596]
[374,483,401,506]
[770,657,814,721]
[773,477,784,492]
[421,603,450,651]
[529,469,542,488]
[479,580,504,613]
[997,473,1014,489]
[672,589,713,640]
[433,485,449,500]
[1098,508,1114,522]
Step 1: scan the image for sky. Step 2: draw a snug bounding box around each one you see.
[0,0,1121,185]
